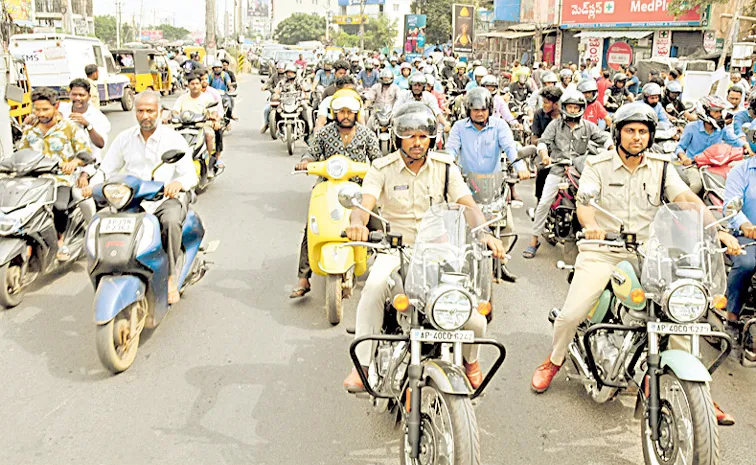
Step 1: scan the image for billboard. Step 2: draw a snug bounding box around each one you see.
[520,0,557,24]
[140,30,164,41]
[334,15,369,25]
[494,0,520,22]
[6,0,34,27]
[560,0,704,28]
[452,4,474,54]
[248,0,270,17]
[403,15,427,60]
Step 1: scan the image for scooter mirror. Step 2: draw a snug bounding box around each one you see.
[725,198,744,215]
[207,101,219,109]
[338,184,362,209]
[577,185,599,206]
[665,103,675,113]
[74,151,95,165]
[260,78,266,84]
[161,150,186,164]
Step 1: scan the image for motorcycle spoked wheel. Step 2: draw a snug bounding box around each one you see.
[0,261,25,308]
[325,273,343,325]
[96,298,147,373]
[269,111,278,140]
[286,124,294,156]
[399,380,480,465]
[641,372,719,465]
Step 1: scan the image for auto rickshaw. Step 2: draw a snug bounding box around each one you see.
[111,49,174,95]
[183,46,207,65]
[7,57,31,144]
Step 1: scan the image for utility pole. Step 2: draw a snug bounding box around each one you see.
[137,0,144,42]
[359,0,365,52]
[1,2,14,158]
[115,0,122,48]
[206,0,217,63]
[63,0,74,34]
[718,0,746,69]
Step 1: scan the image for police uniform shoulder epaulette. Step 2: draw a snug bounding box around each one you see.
[371,151,402,169]
[646,152,673,163]
[585,151,614,166]
[428,151,454,164]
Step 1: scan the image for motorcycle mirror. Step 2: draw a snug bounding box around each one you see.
[684,102,694,111]
[260,78,266,84]
[207,101,219,109]
[665,103,675,113]
[338,184,362,209]
[725,198,744,215]
[577,185,599,205]
[75,151,94,165]
[161,150,186,164]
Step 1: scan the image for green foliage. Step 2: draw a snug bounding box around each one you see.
[411,0,453,44]
[149,24,191,41]
[94,15,135,47]
[339,16,399,51]
[335,31,360,48]
[666,0,726,17]
[273,13,326,45]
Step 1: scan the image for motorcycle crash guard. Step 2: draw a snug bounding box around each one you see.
[94,275,146,325]
[659,349,712,382]
[0,238,27,267]
[422,360,473,395]
[318,242,355,275]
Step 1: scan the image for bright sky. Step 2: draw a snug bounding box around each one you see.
[93,0,241,33]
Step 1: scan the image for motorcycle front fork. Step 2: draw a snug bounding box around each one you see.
[646,332,662,441]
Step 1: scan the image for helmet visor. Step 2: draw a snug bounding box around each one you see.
[331,96,361,113]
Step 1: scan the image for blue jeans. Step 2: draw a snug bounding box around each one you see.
[264,104,270,125]
[726,235,756,315]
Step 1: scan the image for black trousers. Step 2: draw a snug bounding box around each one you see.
[53,186,72,235]
[155,199,187,277]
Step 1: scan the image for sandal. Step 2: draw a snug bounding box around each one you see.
[522,242,541,259]
[289,286,311,299]
[714,402,735,426]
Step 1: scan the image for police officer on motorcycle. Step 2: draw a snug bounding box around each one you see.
[342,102,507,392]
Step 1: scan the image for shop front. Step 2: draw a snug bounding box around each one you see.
[558,0,709,69]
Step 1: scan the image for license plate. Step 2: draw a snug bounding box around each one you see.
[100,217,136,234]
[410,329,475,343]
[378,132,391,140]
[647,322,711,335]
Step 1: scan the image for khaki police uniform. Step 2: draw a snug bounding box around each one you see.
[550,150,690,365]
[354,150,487,366]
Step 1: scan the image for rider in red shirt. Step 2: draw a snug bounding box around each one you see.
[578,78,611,127]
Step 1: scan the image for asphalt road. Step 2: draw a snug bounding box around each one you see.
[2,75,756,465]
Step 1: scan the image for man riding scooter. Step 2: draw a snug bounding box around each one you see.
[446,87,530,282]
[261,61,287,134]
[342,102,508,392]
[289,90,382,298]
[530,101,740,425]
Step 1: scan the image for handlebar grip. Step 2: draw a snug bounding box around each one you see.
[368,231,384,243]
[605,232,620,241]
[576,232,585,240]
[340,231,347,238]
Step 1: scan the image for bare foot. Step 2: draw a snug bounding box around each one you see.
[168,276,180,305]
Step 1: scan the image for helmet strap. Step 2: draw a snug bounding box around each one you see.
[400,148,428,165]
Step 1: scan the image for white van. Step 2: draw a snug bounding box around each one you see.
[9,33,135,111]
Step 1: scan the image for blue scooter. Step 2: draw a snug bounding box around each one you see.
[86,150,217,373]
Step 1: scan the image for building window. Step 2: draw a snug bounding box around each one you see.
[393,4,399,12]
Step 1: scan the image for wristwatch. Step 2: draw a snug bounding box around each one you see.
[86,124,93,131]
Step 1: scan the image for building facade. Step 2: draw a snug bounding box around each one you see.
[271,0,336,32]
[33,0,94,35]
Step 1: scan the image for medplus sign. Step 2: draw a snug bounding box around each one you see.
[604,1,614,13]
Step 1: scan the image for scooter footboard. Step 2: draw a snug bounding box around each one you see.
[94,275,146,324]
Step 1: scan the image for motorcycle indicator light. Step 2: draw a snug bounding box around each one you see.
[477,301,492,317]
[630,288,646,304]
[393,294,410,312]
[712,294,727,310]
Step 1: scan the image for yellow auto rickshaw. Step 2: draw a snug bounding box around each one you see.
[112,49,174,95]
[7,57,31,144]
[183,46,207,65]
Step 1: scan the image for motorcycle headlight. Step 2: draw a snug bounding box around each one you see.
[430,289,473,331]
[326,157,348,180]
[102,183,133,210]
[665,282,707,323]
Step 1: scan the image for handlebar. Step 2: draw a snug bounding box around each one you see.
[340,230,385,243]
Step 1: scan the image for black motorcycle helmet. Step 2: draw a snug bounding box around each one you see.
[393,102,438,153]
[612,102,658,151]
[750,92,756,113]
[465,87,493,117]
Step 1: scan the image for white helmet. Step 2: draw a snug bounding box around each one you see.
[473,66,488,78]
[425,74,436,87]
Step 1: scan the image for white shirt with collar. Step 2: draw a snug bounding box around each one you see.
[393,90,442,116]
[100,124,198,192]
[58,101,111,163]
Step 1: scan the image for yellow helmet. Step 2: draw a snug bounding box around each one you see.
[329,88,363,119]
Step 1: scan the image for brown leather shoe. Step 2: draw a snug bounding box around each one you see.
[714,401,735,426]
[343,367,367,393]
[531,356,561,393]
[465,361,483,389]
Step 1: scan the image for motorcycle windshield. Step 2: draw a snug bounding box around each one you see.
[466,172,503,205]
[0,177,54,212]
[641,202,725,296]
[405,204,492,306]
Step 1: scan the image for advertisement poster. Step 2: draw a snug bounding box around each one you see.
[560,0,704,28]
[580,36,603,65]
[452,4,475,54]
[5,0,34,27]
[403,15,427,60]
[652,30,671,58]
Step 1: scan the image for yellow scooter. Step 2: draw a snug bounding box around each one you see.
[295,155,369,324]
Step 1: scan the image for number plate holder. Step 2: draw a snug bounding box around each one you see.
[647,322,712,335]
[410,329,475,343]
[99,217,137,234]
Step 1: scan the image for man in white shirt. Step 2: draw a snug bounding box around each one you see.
[196,68,226,172]
[58,78,110,163]
[171,73,217,159]
[392,73,450,135]
[98,91,198,304]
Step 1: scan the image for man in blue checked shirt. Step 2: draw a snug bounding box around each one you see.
[723,157,756,356]
[733,93,756,153]
[446,87,530,282]
[675,95,746,194]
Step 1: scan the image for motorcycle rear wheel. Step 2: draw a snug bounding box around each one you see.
[325,273,343,325]
[96,301,144,373]
[0,261,24,308]
[641,372,719,465]
[400,380,480,465]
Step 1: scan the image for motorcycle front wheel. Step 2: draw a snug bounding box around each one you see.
[269,111,277,140]
[96,300,145,373]
[325,274,343,325]
[286,124,294,156]
[0,261,25,308]
[400,380,480,465]
[641,372,719,465]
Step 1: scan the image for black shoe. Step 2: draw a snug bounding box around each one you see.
[725,323,742,360]
[500,263,517,283]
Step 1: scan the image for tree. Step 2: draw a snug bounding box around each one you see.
[411,0,453,45]
[273,13,326,45]
[150,24,191,41]
[335,31,360,48]
[94,15,134,47]
[667,0,727,17]
[340,16,399,51]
